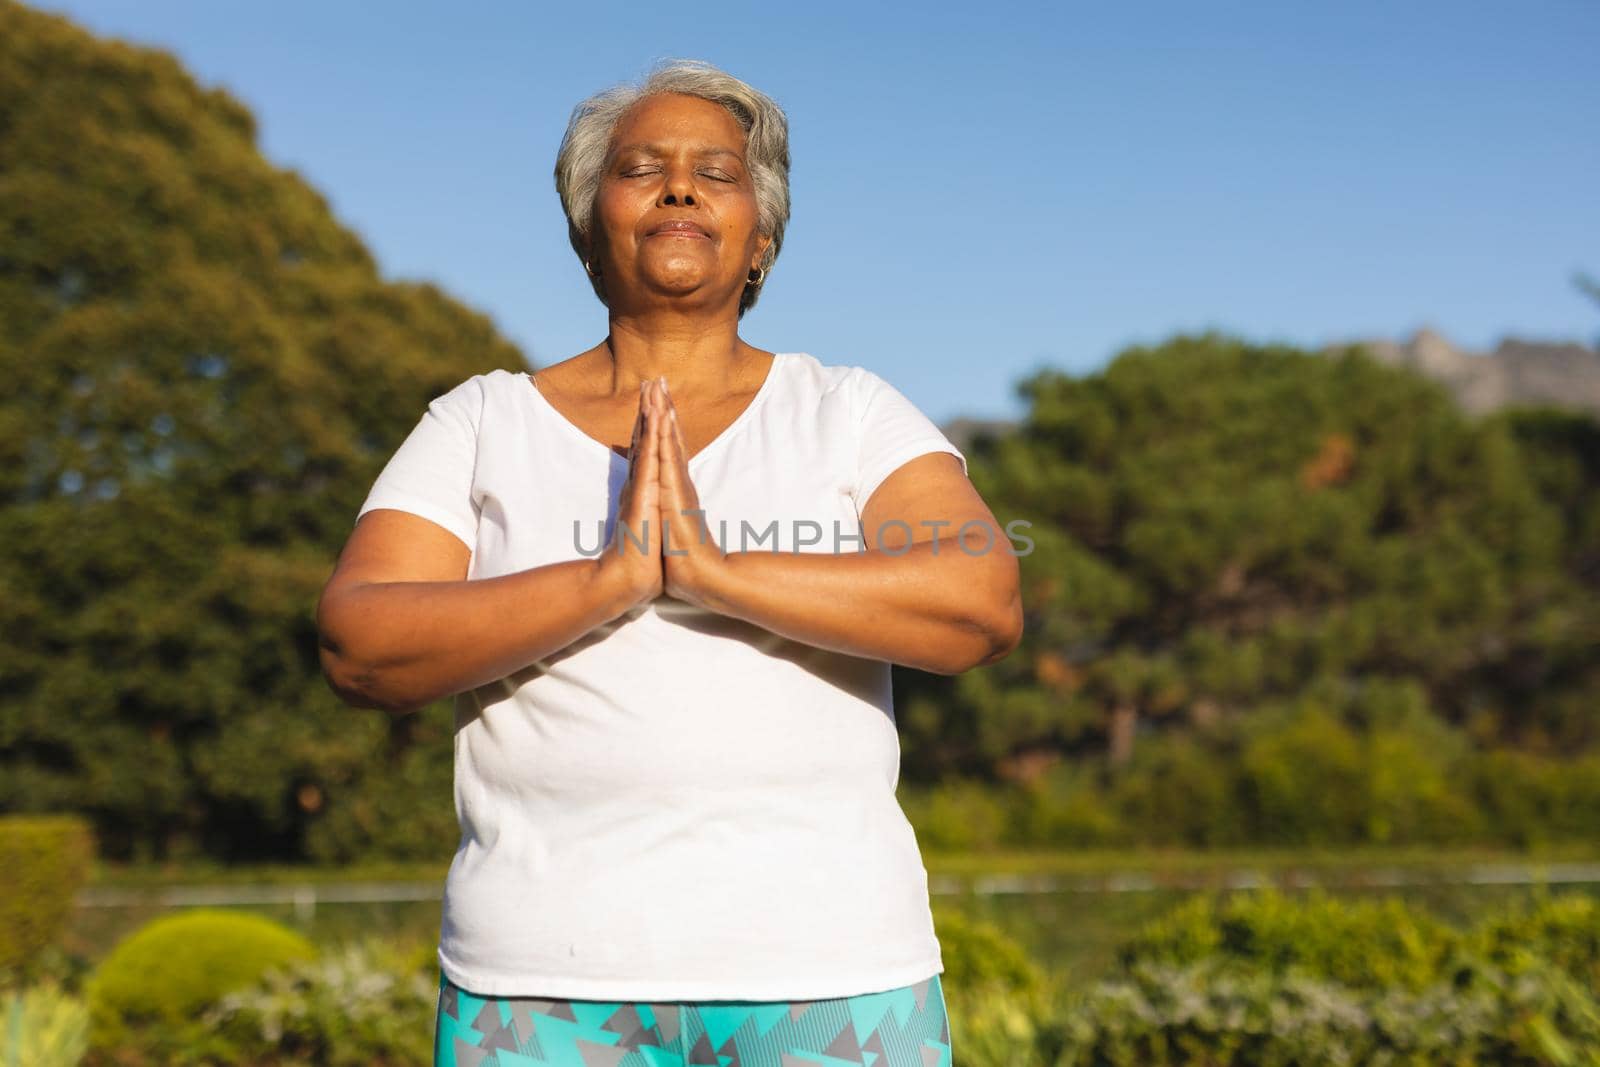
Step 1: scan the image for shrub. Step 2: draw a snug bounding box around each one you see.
[1466,748,1600,847]
[1362,725,1485,844]
[1055,961,1374,1067]
[931,904,1045,996]
[0,979,90,1067]
[1236,708,1368,844]
[1011,764,1127,847]
[85,908,316,1058]
[1117,888,1458,992]
[1107,735,1243,846]
[0,814,96,988]
[1052,956,1600,1067]
[901,778,1010,851]
[1465,890,1600,989]
[932,904,1057,1067]
[944,978,1049,1067]
[194,938,437,1067]
[1040,888,1600,1066]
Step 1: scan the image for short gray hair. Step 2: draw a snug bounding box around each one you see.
[553,59,792,318]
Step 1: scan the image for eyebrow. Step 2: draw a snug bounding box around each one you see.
[612,142,745,162]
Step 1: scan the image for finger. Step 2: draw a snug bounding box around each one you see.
[658,376,677,434]
[656,380,682,483]
[667,390,687,459]
[660,393,701,549]
[622,392,645,493]
[656,412,686,548]
[657,381,688,483]
[652,378,677,467]
[642,381,661,494]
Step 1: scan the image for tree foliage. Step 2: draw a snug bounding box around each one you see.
[900,332,1600,785]
[0,1,518,862]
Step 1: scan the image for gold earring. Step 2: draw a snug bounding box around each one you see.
[747,265,766,287]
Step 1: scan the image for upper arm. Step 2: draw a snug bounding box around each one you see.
[858,451,1000,554]
[858,450,1023,664]
[323,510,471,599]
[849,366,1022,649]
[849,365,989,551]
[318,374,484,654]
[316,510,471,660]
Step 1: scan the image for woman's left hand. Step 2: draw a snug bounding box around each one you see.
[653,378,728,609]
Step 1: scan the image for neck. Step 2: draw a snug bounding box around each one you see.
[600,311,750,397]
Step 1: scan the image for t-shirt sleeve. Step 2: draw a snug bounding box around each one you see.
[850,367,968,514]
[355,375,484,551]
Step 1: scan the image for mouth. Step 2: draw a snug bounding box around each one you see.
[647,220,711,239]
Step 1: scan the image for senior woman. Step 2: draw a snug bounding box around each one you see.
[318,59,1022,1067]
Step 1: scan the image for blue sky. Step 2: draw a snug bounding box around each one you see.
[31,0,1600,423]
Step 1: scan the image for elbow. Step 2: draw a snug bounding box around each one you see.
[319,645,423,716]
[923,592,1024,676]
[316,600,420,716]
[974,588,1025,669]
[317,592,373,710]
[318,637,385,711]
[962,556,1025,671]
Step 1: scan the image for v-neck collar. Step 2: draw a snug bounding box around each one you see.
[522,353,788,468]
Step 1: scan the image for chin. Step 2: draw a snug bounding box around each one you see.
[641,267,718,294]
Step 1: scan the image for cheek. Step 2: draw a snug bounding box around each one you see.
[721,193,764,243]
[593,186,644,243]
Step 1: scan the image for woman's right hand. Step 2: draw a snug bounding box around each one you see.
[599,379,664,605]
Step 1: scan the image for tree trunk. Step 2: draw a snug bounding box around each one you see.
[1108,703,1138,767]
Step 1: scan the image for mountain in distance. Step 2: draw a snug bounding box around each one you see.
[938,414,1022,454]
[1323,326,1600,419]
[935,326,1600,446]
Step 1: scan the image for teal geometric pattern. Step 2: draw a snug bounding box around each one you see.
[433,971,951,1067]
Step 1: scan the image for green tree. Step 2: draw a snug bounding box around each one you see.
[0,1,520,862]
[904,331,1596,783]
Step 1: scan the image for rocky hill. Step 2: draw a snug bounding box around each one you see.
[1326,327,1600,418]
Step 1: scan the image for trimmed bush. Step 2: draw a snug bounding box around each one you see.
[85,908,316,1057]
[0,814,96,988]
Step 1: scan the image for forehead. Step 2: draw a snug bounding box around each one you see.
[609,93,747,156]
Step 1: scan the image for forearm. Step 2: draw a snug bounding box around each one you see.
[318,557,638,713]
[697,537,1018,674]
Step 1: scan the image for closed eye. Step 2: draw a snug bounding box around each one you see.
[619,165,737,182]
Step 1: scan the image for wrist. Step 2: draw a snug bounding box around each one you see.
[682,545,737,614]
[592,553,650,616]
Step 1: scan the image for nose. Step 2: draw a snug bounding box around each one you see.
[659,161,697,208]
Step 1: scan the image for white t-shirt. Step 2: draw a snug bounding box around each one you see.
[355,351,968,1001]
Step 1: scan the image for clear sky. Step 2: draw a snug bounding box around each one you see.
[29,0,1600,423]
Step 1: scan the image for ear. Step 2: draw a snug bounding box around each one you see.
[752,232,773,270]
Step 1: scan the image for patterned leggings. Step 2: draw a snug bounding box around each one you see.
[433,969,952,1066]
